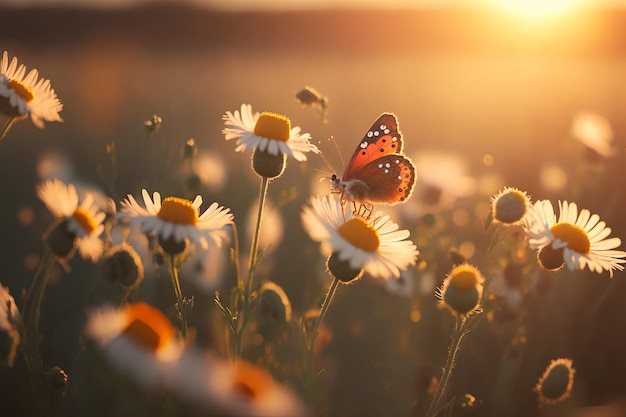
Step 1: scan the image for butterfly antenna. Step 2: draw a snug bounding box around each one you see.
[312,167,333,182]
[316,137,339,175]
[328,135,346,170]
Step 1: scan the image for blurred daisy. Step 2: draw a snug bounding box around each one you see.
[37,179,105,262]
[0,51,63,128]
[571,111,616,158]
[383,269,415,298]
[524,200,626,277]
[487,263,529,315]
[85,302,183,389]
[301,194,418,281]
[222,103,319,162]
[0,284,20,367]
[172,353,309,417]
[119,189,233,253]
[410,149,476,211]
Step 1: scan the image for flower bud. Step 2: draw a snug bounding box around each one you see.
[438,264,485,317]
[537,245,565,272]
[326,252,364,284]
[185,173,203,195]
[44,366,68,390]
[252,148,286,179]
[144,114,162,136]
[258,281,292,325]
[102,243,144,291]
[44,219,76,259]
[534,358,575,407]
[182,138,198,160]
[257,281,292,342]
[158,235,187,255]
[491,187,530,225]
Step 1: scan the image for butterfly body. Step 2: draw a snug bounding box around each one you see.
[331,113,416,205]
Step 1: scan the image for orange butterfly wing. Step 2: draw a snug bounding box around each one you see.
[350,155,416,204]
[343,113,404,179]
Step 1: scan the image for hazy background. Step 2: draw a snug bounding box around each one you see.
[1,1,626,416]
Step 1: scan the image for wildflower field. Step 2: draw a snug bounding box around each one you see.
[1,3,626,417]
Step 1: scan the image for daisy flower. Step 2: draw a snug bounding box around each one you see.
[571,111,616,158]
[410,149,476,211]
[85,302,183,390]
[37,179,105,262]
[524,200,626,277]
[171,353,309,417]
[0,284,20,367]
[0,51,63,128]
[301,194,418,280]
[119,189,233,252]
[222,103,319,162]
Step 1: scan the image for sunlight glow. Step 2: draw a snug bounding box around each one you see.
[487,0,584,19]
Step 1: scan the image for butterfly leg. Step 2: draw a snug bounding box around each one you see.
[352,202,373,219]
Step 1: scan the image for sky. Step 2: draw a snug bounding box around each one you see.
[1,0,626,9]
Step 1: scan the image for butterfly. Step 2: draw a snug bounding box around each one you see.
[331,113,416,206]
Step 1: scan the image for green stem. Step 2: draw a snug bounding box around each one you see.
[426,316,467,417]
[247,176,269,286]
[477,225,504,274]
[0,116,18,142]
[20,248,57,416]
[230,222,243,291]
[108,140,118,201]
[167,254,187,339]
[234,176,270,357]
[305,276,340,388]
[23,249,57,353]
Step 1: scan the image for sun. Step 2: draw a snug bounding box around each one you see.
[487,0,584,19]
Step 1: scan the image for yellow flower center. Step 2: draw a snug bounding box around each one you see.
[337,218,380,252]
[449,264,482,291]
[72,208,97,234]
[8,79,34,103]
[157,197,197,225]
[550,222,590,254]
[253,112,291,142]
[122,302,175,352]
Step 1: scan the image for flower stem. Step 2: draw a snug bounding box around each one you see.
[0,116,17,142]
[167,254,188,339]
[426,316,467,417]
[22,249,56,360]
[248,176,269,283]
[234,176,269,357]
[20,248,57,416]
[304,275,340,388]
